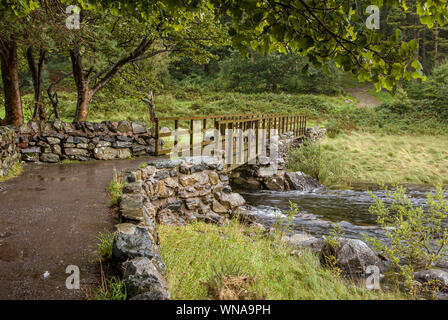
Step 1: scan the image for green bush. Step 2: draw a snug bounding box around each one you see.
[407,61,448,119]
[287,139,322,180]
[375,89,413,115]
[363,185,448,292]
[218,52,343,95]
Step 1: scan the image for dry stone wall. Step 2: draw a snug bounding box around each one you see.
[13,120,155,163]
[0,126,20,177]
[111,157,248,300]
[230,130,324,191]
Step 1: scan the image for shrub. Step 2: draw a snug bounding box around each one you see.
[89,276,127,300]
[95,232,114,262]
[287,139,322,180]
[375,89,413,115]
[107,171,124,207]
[363,185,448,292]
[286,139,343,184]
[406,61,448,119]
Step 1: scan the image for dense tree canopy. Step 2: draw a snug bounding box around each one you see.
[1,0,448,125]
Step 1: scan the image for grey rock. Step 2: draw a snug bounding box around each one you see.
[146,159,183,169]
[218,192,246,209]
[132,122,147,134]
[112,225,156,261]
[112,141,133,148]
[117,120,132,133]
[66,136,88,144]
[263,175,285,191]
[154,170,170,180]
[22,147,40,154]
[116,135,133,142]
[94,147,118,160]
[64,148,89,156]
[46,137,61,145]
[414,269,448,291]
[285,171,322,191]
[40,153,60,163]
[123,182,143,194]
[320,238,384,277]
[282,233,324,253]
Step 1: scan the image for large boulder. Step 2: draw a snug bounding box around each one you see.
[413,269,448,291]
[263,175,286,191]
[285,171,322,191]
[320,238,384,277]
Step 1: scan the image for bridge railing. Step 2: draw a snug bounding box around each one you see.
[153,114,306,167]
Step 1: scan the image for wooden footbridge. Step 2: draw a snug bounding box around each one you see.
[153,114,306,170]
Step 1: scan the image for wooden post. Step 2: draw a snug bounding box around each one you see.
[155,117,160,155]
[202,118,207,155]
[174,119,179,156]
[190,119,194,156]
[255,119,259,156]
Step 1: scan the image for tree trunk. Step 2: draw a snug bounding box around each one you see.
[143,88,157,122]
[70,47,92,122]
[0,39,24,126]
[26,47,47,120]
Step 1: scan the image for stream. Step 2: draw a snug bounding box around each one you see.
[240,184,448,242]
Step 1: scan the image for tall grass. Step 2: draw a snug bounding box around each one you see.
[106,171,124,207]
[286,139,344,185]
[159,220,405,300]
[320,132,448,186]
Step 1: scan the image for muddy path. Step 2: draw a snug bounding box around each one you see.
[0,157,154,300]
[345,85,381,107]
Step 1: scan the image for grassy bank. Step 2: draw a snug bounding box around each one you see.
[288,131,448,187]
[320,132,448,186]
[159,220,404,300]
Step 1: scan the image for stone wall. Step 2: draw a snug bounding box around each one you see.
[0,126,20,177]
[14,120,155,163]
[111,157,247,300]
[230,130,324,191]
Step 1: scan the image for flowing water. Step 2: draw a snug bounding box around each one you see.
[240,184,448,241]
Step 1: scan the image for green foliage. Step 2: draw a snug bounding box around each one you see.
[287,139,322,180]
[273,201,299,235]
[319,132,448,186]
[321,224,345,274]
[0,163,23,182]
[287,139,345,185]
[324,224,344,249]
[407,61,448,119]
[211,0,434,90]
[89,276,126,300]
[363,186,448,291]
[159,220,404,299]
[95,232,114,262]
[204,261,262,300]
[107,172,124,207]
[376,89,413,115]
[217,52,342,94]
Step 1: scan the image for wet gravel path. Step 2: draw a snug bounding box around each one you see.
[0,157,153,299]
